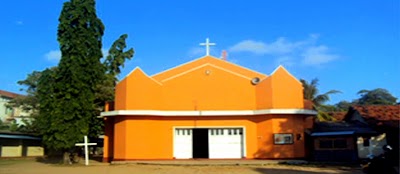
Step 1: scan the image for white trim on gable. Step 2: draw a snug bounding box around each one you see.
[161,63,252,83]
[211,56,267,78]
[151,56,267,80]
[151,56,208,78]
[270,65,302,85]
[99,109,317,117]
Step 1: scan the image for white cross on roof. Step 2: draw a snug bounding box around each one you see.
[199,38,216,56]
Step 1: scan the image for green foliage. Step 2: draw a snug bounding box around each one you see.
[104,34,134,77]
[9,120,19,132]
[9,0,134,157]
[37,0,105,152]
[0,120,9,130]
[335,100,353,111]
[7,71,41,112]
[95,34,134,105]
[300,78,341,122]
[357,88,397,105]
[318,104,339,112]
[316,111,336,122]
[300,78,341,107]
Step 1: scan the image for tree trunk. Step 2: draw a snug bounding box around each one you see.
[63,151,72,165]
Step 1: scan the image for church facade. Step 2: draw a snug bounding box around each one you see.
[101,55,316,162]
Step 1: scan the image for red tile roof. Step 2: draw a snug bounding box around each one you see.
[352,105,400,128]
[0,90,22,99]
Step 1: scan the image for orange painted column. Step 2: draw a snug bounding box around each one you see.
[103,117,114,162]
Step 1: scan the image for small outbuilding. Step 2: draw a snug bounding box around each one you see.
[0,131,44,157]
[309,105,399,162]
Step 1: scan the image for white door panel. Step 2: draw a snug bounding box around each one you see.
[174,129,192,159]
[209,128,243,159]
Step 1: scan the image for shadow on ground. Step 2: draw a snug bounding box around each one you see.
[35,156,63,164]
[35,154,103,164]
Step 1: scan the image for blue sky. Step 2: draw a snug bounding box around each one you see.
[0,0,399,104]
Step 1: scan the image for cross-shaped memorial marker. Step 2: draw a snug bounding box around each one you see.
[75,135,97,166]
[199,38,216,56]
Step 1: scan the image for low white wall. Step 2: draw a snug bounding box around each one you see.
[357,133,387,158]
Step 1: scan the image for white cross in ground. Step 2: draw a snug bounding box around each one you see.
[199,38,216,56]
[75,135,97,166]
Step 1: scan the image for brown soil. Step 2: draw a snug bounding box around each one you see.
[0,159,362,174]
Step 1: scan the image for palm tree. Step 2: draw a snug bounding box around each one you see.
[300,78,341,107]
[300,78,341,121]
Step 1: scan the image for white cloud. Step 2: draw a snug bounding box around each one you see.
[15,21,23,25]
[228,34,339,66]
[45,50,61,61]
[302,45,339,66]
[228,37,309,55]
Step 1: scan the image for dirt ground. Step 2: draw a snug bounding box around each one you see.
[0,159,363,174]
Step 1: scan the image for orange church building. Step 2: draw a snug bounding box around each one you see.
[100,55,316,162]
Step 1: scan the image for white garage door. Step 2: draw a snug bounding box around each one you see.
[209,128,243,159]
[173,129,192,159]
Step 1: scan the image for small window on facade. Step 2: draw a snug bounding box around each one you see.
[334,139,347,148]
[239,129,243,135]
[220,129,223,135]
[319,140,333,149]
[363,138,370,147]
[274,134,293,145]
[228,129,232,135]
[211,129,214,135]
[176,130,180,135]
[187,130,191,136]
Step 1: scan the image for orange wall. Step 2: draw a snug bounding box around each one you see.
[115,68,162,110]
[113,117,127,159]
[124,69,162,110]
[112,115,307,160]
[161,65,256,110]
[255,76,273,109]
[103,117,114,162]
[114,57,305,111]
[269,67,304,109]
[114,78,127,110]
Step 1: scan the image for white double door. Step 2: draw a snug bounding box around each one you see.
[173,128,243,159]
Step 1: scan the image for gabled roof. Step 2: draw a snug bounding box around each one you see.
[345,105,400,128]
[124,67,163,85]
[268,65,302,85]
[151,56,267,82]
[0,90,22,99]
[352,105,400,121]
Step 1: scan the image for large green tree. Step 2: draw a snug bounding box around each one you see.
[38,0,105,163]
[357,88,397,105]
[8,1,134,163]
